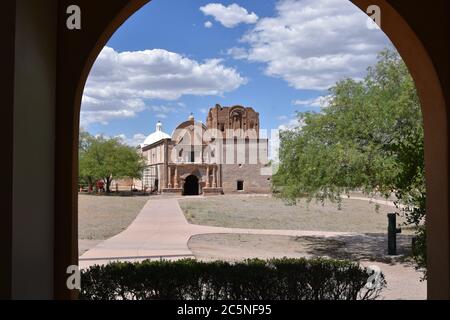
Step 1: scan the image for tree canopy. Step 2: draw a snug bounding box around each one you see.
[273,49,426,271]
[79,132,146,192]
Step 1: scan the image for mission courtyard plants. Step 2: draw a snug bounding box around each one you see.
[80,258,385,300]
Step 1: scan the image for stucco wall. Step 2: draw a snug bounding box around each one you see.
[12,0,57,299]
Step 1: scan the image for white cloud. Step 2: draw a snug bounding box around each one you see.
[81,46,247,126]
[199,108,209,114]
[81,108,145,127]
[115,133,147,147]
[293,95,332,108]
[278,118,301,131]
[204,21,213,28]
[227,47,249,59]
[200,3,258,28]
[229,0,393,90]
[149,105,181,114]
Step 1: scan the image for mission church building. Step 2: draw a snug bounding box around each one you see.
[137,104,272,195]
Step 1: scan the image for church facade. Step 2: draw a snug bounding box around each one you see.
[137,104,272,195]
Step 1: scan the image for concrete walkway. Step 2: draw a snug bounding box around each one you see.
[79,197,354,269]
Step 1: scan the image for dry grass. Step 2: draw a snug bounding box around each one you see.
[78,194,149,240]
[179,195,409,233]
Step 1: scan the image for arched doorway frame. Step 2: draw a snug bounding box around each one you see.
[55,0,449,299]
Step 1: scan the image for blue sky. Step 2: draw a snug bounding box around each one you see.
[81,0,393,147]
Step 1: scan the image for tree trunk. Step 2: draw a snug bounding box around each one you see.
[105,177,111,193]
[88,177,94,193]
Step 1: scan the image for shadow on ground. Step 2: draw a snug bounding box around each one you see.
[297,233,414,265]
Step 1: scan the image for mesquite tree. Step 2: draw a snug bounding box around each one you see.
[274,50,426,274]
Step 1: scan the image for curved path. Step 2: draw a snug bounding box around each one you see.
[79,197,355,269]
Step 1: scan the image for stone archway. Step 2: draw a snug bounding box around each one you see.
[47,0,450,299]
[183,175,199,196]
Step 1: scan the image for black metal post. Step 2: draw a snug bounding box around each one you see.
[387,213,401,255]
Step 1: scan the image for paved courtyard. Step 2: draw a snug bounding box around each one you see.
[79,195,426,300]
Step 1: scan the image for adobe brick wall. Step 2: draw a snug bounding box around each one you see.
[221,163,272,194]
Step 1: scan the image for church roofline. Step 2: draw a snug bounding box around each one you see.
[140,137,170,151]
[210,104,255,112]
[171,119,207,137]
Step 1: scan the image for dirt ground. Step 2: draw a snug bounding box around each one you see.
[179,194,412,233]
[78,194,425,299]
[181,195,425,300]
[78,194,149,253]
[188,233,427,300]
[188,233,414,263]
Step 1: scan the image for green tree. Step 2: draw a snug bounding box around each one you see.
[273,49,426,273]
[79,131,97,191]
[79,133,146,192]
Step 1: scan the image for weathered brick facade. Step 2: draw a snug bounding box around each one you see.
[137,104,272,195]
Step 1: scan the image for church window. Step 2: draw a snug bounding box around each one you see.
[237,180,244,191]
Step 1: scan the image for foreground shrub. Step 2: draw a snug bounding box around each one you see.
[80,258,385,300]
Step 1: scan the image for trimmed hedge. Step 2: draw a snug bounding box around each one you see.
[80,258,385,300]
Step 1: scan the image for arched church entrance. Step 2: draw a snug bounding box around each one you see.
[184,175,199,196]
